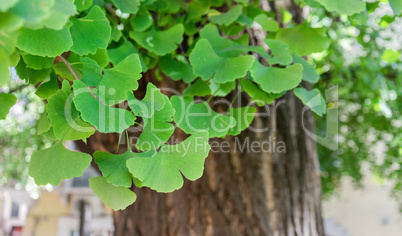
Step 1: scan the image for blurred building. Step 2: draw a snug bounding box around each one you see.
[1,167,114,236]
[1,188,32,236]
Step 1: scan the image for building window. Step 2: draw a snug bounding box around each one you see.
[11,202,19,218]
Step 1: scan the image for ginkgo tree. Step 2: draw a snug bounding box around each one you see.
[0,0,400,235]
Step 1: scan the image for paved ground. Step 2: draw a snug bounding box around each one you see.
[324,219,351,236]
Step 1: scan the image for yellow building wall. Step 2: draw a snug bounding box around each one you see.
[22,192,70,236]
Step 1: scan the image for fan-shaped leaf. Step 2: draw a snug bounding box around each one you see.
[159,55,196,83]
[73,80,135,133]
[254,14,279,32]
[17,26,73,57]
[389,0,402,15]
[94,54,142,105]
[240,79,284,106]
[94,150,157,187]
[112,0,140,14]
[250,62,303,94]
[126,131,211,192]
[190,39,254,83]
[47,80,95,141]
[292,55,320,83]
[21,54,54,70]
[276,23,330,56]
[10,0,54,25]
[315,0,365,16]
[28,141,92,185]
[227,106,256,136]
[294,87,326,116]
[265,39,292,66]
[0,50,10,86]
[0,93,17,120]
[129,24,184,56]
[89,176,137,210]
[209,5,243,26]
[171,95,236,138]
[70,6,111,55]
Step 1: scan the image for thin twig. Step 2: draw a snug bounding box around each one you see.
[57,56,108,106]
[57,56,80,81]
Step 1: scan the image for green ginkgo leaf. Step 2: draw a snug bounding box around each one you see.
[94,150,157,187]
[108,38,147,71]
[0,50,10,86]
[36,112,51,135]
[28,141,92,185]
[199,24,244,57]
[227,106,256,136]
[47,80,95,141]
[52,62,82,81]
[171,95,236,138]
[294,87,327,117]
[190,39,254,83]
[315,0,365,16]
[136,96,175,151]
[74,0,93,11]
[73,80,136,133]
[129,24,184,56]
[10,0,54,25]
[241,79,273,106]
[0,12,24,32]
[70,6,111,55]
[80,57,103,87]
[254,14,279,32]
[182,79,211,97]
[126,131,211,192]
[292,55,320,83]
[95,54,142,105]
[127,83,166,118]
[112,0,140,14]
[86,48,110,68]
[35,71,59,99]
[250,62,303,94]
[16,26,73,57]
[0,0,18,12]
[15,59,52,85]
[199,24,269,58]
[159,55,196,83]
[36,0,77,30]
[0,93,17,120]
[127,83,175,150]
[209,80,236,97]
[264,39,293,66]
[0,29,19,56]
[89,176,137,210]
[276,23,330,56]
[209,5,243,26]
[130,6,153,31]
[389,0,402,15]
[21,54,54,70]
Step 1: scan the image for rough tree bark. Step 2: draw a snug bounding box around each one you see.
[75,1,326,235]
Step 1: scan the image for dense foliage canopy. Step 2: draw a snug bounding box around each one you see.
[0,0,401,210]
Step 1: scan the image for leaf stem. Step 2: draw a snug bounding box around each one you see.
[125,129,130,151]
[116,131,123,154]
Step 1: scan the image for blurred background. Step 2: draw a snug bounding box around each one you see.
[0,2,401,236]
